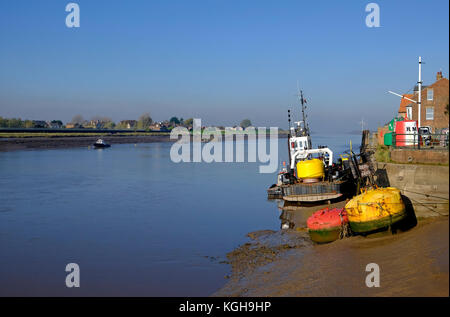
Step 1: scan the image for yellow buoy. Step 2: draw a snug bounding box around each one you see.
[296,159,325,179]
[345,187,406,233]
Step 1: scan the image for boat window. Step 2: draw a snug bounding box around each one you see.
[298,141,303,148]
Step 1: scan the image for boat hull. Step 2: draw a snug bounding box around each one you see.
[349,211,407,233]
[308,227,342,243]
[282,180,354,202]
[345,187,407,234]
[267,185,282,199]
[307,207,348,243]
[93,144,111,148]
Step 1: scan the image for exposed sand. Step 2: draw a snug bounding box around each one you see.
[214,214,449,297]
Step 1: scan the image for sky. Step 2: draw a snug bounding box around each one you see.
[0,0,448,132]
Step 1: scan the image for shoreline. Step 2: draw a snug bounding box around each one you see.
[213,215,449,297]
[0,133,289,152]
[0,135,173,152]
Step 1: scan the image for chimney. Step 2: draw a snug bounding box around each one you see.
[436,71,443,81]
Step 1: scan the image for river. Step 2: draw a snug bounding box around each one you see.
[0,133,361,296]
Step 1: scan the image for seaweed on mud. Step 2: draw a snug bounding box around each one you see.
[225,229,312,280]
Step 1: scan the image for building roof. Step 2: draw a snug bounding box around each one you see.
[398,77,449,114]
[425,76,448,89]
[398,94,414,113]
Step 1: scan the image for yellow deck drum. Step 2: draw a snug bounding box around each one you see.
[296,159,325,179]
[345,187,406,233]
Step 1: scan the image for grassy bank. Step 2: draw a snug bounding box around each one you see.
[374,145,392,163]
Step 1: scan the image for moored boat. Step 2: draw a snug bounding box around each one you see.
[307,207,348,243]
[93,139,111,148]
[267,86,358,202]
[345,187,406,233]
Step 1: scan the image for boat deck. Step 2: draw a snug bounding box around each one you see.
[281,180,353,202]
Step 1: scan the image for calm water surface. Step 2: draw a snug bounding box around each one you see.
[0,134,360,296]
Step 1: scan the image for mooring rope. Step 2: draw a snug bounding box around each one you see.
[400,188,449,201]
[339,211,351,239]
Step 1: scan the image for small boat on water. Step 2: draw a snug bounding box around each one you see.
[93,139,111,148]
[345,187,407,234]
[307,207,349,243]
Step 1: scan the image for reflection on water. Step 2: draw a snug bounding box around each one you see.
[278,199,349,231]
[0,134,361,296]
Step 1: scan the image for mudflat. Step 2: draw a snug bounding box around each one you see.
[0,135,172,152]
[214,217,449,297]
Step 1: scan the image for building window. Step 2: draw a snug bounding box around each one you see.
[426,107,434,120]
[427,88,433,101]
[406,106,412,120]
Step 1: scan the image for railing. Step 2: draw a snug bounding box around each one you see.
[392,133,449,150]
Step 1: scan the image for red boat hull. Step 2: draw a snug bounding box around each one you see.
[307,207,348,243]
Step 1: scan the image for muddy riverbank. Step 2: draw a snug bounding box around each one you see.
[214,214,449,297]
[0,135,173,152]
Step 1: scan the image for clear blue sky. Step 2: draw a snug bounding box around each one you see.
[0,0,448,132]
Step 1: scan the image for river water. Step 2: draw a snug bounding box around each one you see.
[0,133,361,296]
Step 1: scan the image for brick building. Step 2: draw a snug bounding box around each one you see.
[397,93,414,120]
[398,71,449,132]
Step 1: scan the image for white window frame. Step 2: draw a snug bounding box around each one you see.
[427,88,434,101]
[426,107,434,120]
[406,105,412,120]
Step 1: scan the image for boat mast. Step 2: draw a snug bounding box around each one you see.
[288,109,292,167]
[296,81,309,136]
[300,90,308,135]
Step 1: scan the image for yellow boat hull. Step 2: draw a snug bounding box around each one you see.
[345,187,406,233]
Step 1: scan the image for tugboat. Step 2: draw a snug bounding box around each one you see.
[93,138,111,148]
[267,87,366,203]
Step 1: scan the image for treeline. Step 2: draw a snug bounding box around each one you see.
[0,117,63,128]
[0,114,195,130]
[0,115,254,130]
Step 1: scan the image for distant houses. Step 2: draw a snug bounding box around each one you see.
[31,120,48,128]
[396,71,449,133]
[65,123,82,129]
[0,116,247,132]
[119,120,137,129]
[48,120,63,129]
[149,122,170,132]
[85,120,103,129]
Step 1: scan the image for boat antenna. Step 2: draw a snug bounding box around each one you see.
[288,109,291,131]
[287,109,292,169]
[296,81,309,136]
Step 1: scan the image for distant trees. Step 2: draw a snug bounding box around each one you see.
[51,120,63,126]
[89,116,115,129]
[71,115,84,124]
[137,113,153,130]
[0,117,25,128]
[240,119,252,129]
[183,118,193,128]
[24,120,34,128]
[91,116,111,123]
[0,113,254,131]
[0,117,66,128]
[169,117,180,125]
[103,121,116,129]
